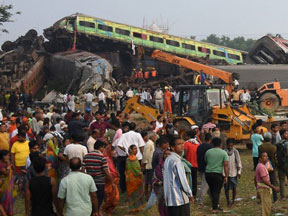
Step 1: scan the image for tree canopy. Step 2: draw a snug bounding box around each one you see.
[0,4,20,33]
[201,34,256,51]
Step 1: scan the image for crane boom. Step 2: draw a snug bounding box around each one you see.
[152,49,234,93]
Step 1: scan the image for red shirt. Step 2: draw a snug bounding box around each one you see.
[90,121,111,138]
[184,139,199,168]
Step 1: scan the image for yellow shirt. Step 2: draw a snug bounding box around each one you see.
[11,140,30,167]
[0,132,9,151]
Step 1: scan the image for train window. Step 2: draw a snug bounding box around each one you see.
[116,28,130,36]
[150,36,164,43]
[98,24,113,32]
[213,50,225,57]
[166,39,180,47]
[133,32,147,39]
[228,53,240,60]
[198,47,211,54]
[79,21,95,28]
[182,43,195,50]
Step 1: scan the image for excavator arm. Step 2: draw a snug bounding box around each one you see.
[152,50,234,93]
[122,96,160,122]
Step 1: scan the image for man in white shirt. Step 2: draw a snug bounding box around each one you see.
[154,87,164,111]
[85,92,94,111]
[126,89,134,98]
[240,88,251,104]
[116,122,145,193]
[98,89,106,114]
[117,122,145,161]
[156,115,163,131]
[64,134,88,161]
[86,129,100,152]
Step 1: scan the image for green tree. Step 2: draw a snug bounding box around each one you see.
[201,34,256,51]
[0,4,20,33]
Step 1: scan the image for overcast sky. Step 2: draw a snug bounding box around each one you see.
[1,0,288,45]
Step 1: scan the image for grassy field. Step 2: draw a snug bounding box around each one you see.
[13,147,288,216]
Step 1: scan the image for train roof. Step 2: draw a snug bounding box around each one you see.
[50,13,247,55]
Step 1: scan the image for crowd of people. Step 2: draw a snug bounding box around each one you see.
[0,85,286,216]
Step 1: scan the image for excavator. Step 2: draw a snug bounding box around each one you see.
[123,50,272,143]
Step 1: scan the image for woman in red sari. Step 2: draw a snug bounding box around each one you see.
[102,145,120,215]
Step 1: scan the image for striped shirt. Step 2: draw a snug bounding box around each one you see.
[83,151,108,185]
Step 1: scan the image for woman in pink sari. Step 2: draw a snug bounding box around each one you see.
[102,145,120,215]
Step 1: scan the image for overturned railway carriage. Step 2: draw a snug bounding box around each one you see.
[44,14,246,80]
[247,35,288,64]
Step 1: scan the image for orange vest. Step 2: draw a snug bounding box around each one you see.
[152,70,157,77]
[144,71,149,79]
[138,71,143,78]
[134,71,138,78]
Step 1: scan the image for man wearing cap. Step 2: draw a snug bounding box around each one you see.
[154,87,164,111]
[192,125,202,144]
[258,132,278,202]
[164,86,173,115]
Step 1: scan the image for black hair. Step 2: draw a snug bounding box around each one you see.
[156,135,170,147]
[128,144,137,153]
[271,123,278,130]
[50,125,56,131]
[279,129,287,137]
[186,130,196,139]
[17,125,27,133]
[72,112,80,119]
[112,119,120,128]
[157,115,162,120]
[204,133,212,142]
[212,137,222,147]
[69,157,82,171]
[28,140,39,150]
[256,119,263,126]
[226,138,234,146]
[141,131,148,138]
[94,140,106,150]
[129,122,136,131]
[0,150,9,160]
[91,129,99,135]
[280,121,287,127]
[33,156,47,173]
[252,124,259,132]
[56,117,62,123]
[121,121,130,128]
[18,131,26,138]
[116,111,122,116]
[169,136,181,148]
[95,111,102,116]
[71,134,85,142]
[259,151,267,158]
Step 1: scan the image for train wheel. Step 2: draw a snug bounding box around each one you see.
[259,93,279,112]
[177,119,192,138]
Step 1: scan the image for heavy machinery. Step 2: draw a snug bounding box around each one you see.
[257,81,288,112]
[151,49,235,94]
[122,85,259,143]
[122,96,160,122]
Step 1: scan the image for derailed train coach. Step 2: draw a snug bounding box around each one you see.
[43,13,246,67]
[247,34,288,64]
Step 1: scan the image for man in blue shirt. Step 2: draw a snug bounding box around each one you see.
[163,136,193,216]
[251,124,264,170]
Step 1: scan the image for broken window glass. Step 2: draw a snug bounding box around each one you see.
[149,36,164,43]
[166,39,180,47]
[116,28,130,36]
[198,47,211,54]
[79,21,95,28]
[98,24,113,32]
[182,43,195,50]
